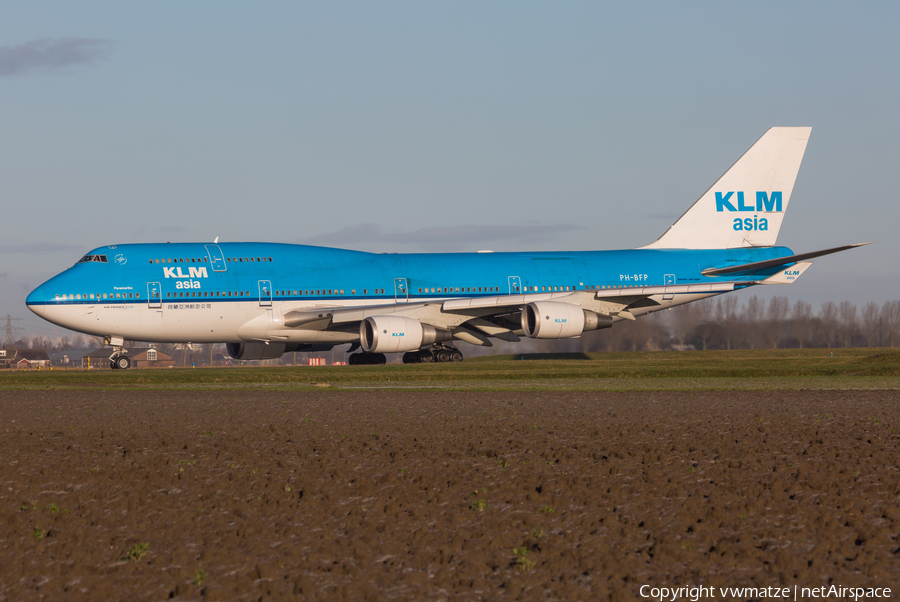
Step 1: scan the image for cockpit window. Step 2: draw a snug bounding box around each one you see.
[77,255,108,264]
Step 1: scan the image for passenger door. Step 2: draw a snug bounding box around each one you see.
[507,276,521,294]
[394,278,409,303]
[147,282,162,308]
[258,280,272,307]
[205,244,227,272]
[663,274,676,300]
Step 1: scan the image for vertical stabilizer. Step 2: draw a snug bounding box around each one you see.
[643,127,811,249]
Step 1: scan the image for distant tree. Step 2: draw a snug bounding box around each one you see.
[818,302,838,348]
[882,300,900,347]
[715,296,739,350]
[838,301,858,348]
[743,296,763,349]
[765,296,790,348]
[669,300,703,350]
[861,302,881,347]
[791,300,813,349]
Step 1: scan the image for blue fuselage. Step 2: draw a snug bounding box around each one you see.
[27,242,793,310]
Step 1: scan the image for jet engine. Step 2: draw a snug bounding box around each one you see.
[226,342,287,360]
[360,316,451,353]
[521,301,613,339]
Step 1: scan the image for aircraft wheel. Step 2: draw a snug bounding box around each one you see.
[110,360,118,370]
[348,354,359,366]
[451,350,464,362]
[115,356,131,370]
[374,353,386,365]
[436,349,451,363]
[402,352,415,364]
[418,350,434,363]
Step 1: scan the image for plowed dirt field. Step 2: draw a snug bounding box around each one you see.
[1,389,898,600]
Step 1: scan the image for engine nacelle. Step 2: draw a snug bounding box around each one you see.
[360,316,451,353]
[521,301,613,339]
[226,342,287,360]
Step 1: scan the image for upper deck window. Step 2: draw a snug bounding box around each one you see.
[77,255,108,264]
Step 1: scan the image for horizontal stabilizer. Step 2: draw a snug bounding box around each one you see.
[758,261,813,284]
[701,243,871,276]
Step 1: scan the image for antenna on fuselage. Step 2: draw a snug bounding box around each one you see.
[214,237,219,243]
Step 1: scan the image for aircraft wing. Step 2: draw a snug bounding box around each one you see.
[280,283,743,347]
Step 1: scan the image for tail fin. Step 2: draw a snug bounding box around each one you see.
[643,127,811,249]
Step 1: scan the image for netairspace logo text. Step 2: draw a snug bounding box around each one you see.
[639,585,892,601]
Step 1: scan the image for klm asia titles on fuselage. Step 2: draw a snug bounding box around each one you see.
[164,265,208,290]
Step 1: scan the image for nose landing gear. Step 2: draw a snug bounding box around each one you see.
[104,336,132,370]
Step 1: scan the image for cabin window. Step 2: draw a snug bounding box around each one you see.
[351,289,356,295]
[268,257,272,262]
[363,289,367,294]
[340,289,344,295]
[256,257,260,262]
[418,288,422,293]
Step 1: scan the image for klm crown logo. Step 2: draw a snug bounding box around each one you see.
[715,191,782,232]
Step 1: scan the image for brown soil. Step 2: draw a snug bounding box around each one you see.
[1,390,898,601]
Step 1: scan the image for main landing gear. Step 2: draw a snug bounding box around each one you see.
[104,336,131,370]
[348,352,387,365]
[402,345,463,364]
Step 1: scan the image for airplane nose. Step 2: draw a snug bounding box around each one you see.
[26,286,46,317]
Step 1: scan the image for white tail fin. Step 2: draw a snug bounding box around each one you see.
[643,127,811,249]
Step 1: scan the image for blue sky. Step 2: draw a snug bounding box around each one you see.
[2,2,898,341]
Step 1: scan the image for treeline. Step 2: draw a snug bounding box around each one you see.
[14,297,900,360]
[519,297,900,354]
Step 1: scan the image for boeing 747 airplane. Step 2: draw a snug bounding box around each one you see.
[26,127,866,368]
